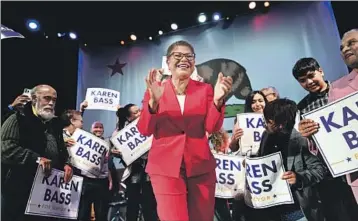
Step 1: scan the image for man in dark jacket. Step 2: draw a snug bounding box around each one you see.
[1,84,72,221]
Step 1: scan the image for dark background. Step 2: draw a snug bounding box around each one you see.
[1,1,357,115]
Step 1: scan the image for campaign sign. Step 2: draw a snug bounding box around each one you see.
[69,129,109,177]
[111,118,153,165]
[214,153,246,198]
[294,111,300,130]
[302,91,358,177]
[85,88,120,111]
[244,152,294,209]
[1,24,25,39]
[237,113,266,156]
[25,166,83,219]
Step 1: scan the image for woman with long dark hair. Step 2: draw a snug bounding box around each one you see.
[112,103,158,221]
[230,90,268,155]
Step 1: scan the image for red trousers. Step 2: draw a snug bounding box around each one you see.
[150,169,216,221]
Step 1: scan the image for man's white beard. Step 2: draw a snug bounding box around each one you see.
[35,103,55,121]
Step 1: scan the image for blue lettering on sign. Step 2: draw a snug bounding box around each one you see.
[215,158,242,185]
[246,160,277,178]
[318,102,358,150]
[246,117,265,129]
[245,161,277,195]
[246,178,272,195]
[320,103,358,133]
[91,90,118,98]
[343,131,358,150]
[93,97,113,105]
[42,174,79,205]
[116,126,149,150]
[254,131,263,142]
[217,173,235,185]
[75,134,108,165]
[44,189,71,205]
[90,90,117,105]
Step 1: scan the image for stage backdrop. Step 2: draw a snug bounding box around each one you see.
[77,1,347,139]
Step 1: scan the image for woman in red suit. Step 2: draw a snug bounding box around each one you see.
[137,40,233,221]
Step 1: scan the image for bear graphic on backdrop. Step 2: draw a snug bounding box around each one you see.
[196,58,253,118]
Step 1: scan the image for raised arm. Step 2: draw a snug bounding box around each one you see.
[137,89,158,136]
[205,85,225,134]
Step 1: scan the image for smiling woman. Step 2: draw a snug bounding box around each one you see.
[137,40,233,221]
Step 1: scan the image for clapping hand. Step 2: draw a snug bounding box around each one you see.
[145,68,165,111]
[214,72,233,107]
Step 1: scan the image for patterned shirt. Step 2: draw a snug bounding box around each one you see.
[297,81,330,114]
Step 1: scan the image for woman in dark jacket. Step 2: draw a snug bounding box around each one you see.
[111,103,158,221]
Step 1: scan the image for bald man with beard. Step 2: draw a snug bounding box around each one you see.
[1,84,73,221]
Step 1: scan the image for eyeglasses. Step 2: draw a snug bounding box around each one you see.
[169,52,195,61]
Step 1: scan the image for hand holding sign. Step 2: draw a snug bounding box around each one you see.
[214,72,233,105]
[80,100,88,112]
[63,165,73,183]
[111,148,122,157]
[64,138,76,147]
[232,122,244,142]
[281,171,297,185]
[298,119,319,137]
[39,157,52,177]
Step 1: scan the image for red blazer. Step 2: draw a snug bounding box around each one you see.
[137,79,225,178]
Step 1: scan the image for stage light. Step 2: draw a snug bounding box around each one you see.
[84,43,87,46]
[149,36,153,40]
[198,13,207,23]
[45,35,48,39]
[249,2,256,9]
[264,1,270,7]
[26,19,40,31]
[120,40,124,45]
[158,30,163,35]
[69,32,77,39]
[171,23,178,30]
[57,32,66,38]
[130,34,137,41]
[213,13,221,21]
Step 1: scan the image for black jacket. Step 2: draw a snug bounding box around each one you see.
[258,129,326,221]
[1,102,69,196]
